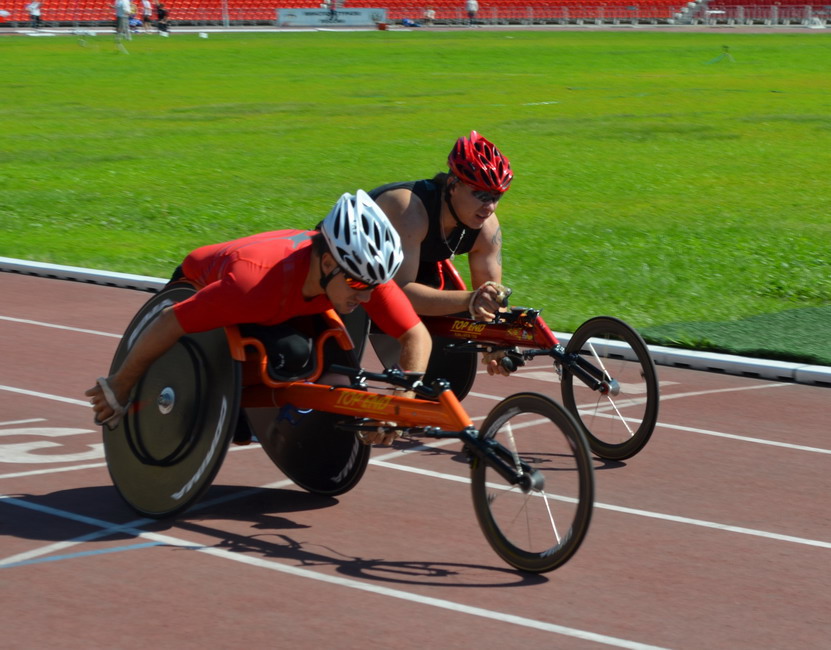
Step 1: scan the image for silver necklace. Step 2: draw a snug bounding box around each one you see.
[442,225,465,261]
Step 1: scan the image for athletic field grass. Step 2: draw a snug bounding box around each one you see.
[1,30,829,363]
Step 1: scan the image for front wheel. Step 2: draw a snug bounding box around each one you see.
[560,316,659,461]
[471,393,594,573]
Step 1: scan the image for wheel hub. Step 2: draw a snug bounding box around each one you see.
[600,378,621,396]
[157,387,175,415]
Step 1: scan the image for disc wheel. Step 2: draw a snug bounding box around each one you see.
[560,316,659,461]
[471,393,594,573]
[257,408,371,496]
[104,283,241,518]
[423,335,478,400]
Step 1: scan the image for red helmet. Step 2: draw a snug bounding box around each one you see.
[447,131,513,193]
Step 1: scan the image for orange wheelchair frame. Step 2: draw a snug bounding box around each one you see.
[102,280,594,573]
[410,260,661,461]
[229,310,473,434]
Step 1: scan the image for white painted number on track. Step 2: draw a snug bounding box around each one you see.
[0,427,103,464]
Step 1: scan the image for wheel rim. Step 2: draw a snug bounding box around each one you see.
[562,318,659,460]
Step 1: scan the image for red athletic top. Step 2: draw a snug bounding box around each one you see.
[173,230,420,338]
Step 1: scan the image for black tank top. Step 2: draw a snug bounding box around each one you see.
[369,180,480,287]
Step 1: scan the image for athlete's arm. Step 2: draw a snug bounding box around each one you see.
[395,320,431,374]
[468,216,503,289]
[375,189,479,317]
[85,307,185,422]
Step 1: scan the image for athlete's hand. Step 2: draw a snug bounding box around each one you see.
[469,281,512,322]
[356,389,413,445]
[482,349,512,376]
[358,422,403,446]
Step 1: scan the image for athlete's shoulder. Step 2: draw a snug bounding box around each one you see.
[239,229,315,248]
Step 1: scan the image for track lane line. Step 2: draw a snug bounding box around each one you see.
[0,315,121,338]
[367,462,831,549]
[0,495,668,650]
[0,385,90,407]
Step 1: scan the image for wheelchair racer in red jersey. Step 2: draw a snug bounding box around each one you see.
[86,190,431,445]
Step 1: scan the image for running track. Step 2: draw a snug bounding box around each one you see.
[1,273,829,649]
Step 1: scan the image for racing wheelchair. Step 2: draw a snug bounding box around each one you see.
[102,281,595,573]
[352,260,660,461]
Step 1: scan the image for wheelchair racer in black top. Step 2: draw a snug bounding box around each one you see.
[364,131,515,377]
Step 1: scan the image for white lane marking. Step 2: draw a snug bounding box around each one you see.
[595,501,831,549]
[369,462,831,549]
[645,382,792,402]
[0,495,667,650]
[0,476,293,567]
[0,315,121,338]
[0,418,46,426]
[657,421,831,454]
[472,382,831,454]
[0,442,259,480]
[0,385,90,407]
[5,429,825,549]
[0,462,108,479]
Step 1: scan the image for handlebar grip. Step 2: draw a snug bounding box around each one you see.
[328,363,361,378]
[499,350,525,373]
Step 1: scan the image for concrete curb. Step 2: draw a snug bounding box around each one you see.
[3,255,829,387]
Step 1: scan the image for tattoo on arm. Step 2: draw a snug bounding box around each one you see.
[492,227,503,267]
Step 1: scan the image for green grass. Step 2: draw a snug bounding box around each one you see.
[1,30,830,363]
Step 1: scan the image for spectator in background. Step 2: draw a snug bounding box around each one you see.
[465,0,478,25]
[141,0,152,31]
[155,1,169,32]
[25,0,41,28]
[423,6,435,25]
[114,0,132,39]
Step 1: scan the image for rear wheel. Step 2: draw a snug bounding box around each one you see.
[104,283,241,518]
[423,335,478,400]
[257,408,370,496]
[560,317,659,461]
[471,393,594,573]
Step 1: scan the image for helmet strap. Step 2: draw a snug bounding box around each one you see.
[443,182,465,228]
[319,254,339,291]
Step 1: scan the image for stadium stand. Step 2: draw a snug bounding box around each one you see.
[0,0,826,26]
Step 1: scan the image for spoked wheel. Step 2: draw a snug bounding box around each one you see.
[560,316,659,461]
[104,283,241,518]
[471,393,594,573]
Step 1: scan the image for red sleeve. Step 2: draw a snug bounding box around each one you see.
[363,281,421,339]
[172,271,266,333]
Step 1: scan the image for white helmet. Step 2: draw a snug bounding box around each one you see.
[320,190,403,286]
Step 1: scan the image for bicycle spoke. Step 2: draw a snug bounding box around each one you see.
[472,393,593,572]
[603,394,635,438]
[503,420,522,471]
[561,317,659,460]
[587,340,613,383]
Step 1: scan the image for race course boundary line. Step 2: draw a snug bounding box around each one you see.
[3,255,830,387]
[0,495,668,650]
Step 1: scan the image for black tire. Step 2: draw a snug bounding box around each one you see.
[257,408,371,497]
[471,393,594,573]
[560,317,659,461]
[423,335,478,400]
[104,283,241,518]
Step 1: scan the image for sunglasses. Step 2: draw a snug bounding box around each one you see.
[338,267,379,291]
[471,189,503,204]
